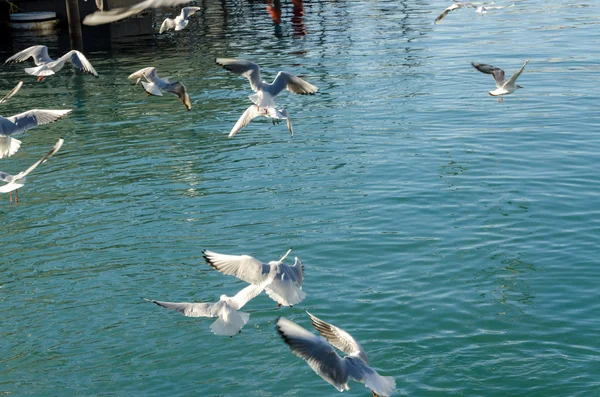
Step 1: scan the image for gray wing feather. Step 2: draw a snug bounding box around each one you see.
[227,284,265,311]
[215,58,263,92]
[60,51,98,76]
[277,317,349,392]
[17,138,64,179]
[228,105,262,138]
[0,81,23,104]
[143,298,214,317]
[1,109,72,136]
[506,59,530,86]
[307,311,369,363]
[471,62,506,86]
[160,18,176,33]
[270,71,318,96]
[83,0,193,25]
[181,6,201,19]
[203,249,271,284]
[5,45,52,65]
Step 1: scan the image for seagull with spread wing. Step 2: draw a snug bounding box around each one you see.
[435,1,513,24]
[228,105,292,138]
[0,138,64,203]
[277,312,396,397]
[83,0,193,25]
[215,58,317,110]
[160,6,201,33]
[5,45,98,82]
[471,59,530,102]
[143,283,267,336]
[203,248,305,308]
[128,67,192,111]
[0,109,72,159]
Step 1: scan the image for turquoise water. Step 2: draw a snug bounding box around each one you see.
[1,0,599,395]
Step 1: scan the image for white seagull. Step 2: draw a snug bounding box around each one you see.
[0,109,72,159]
[203,248,306,308]
[277,312,396,397]
[143,283,266,337]
[472,59,530,102]
[83,0,194,25]
[0,138,64,203]
[128,67,192,111]
[0,81,23,104]
[435,1,513,24]
[160,6,201,33]
[215,58,318,110]
[5,45,98,81]
[229,105,292,138]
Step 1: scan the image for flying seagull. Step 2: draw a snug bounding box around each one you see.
[277,312,396,397]
[5,45,98,81]
[228,105,292,138]
[0,138,64,203]
[0,109,72,159]
[128,67,192,111]
[83,0,193,25]
[471,59,530,102]
[435,1,513,24]
[143,283,266,337]
[203,248,305,307]
[215,58,318,110]
[0,81,23,104]
[160,6,201,33]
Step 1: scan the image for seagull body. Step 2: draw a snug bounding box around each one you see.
[475,3,514,16]
[0,138,64,202]
[215,58,318,109]
[144,283,266,336]
[0,81,23,104]
[229,105,292,138]
[277,312,396,397]
[203,249,306,307]
[472,59,529,102]
[5,45,98,81]
[0,109,72,159]
[83,0,193,25]
[160,7,201,33]
[128,67,191,110]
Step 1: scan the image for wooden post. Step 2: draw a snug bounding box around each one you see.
[65,0,83,51]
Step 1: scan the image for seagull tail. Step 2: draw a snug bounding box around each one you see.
[210,311,250,336]
[0,137,22,159]
[365,374,396,397]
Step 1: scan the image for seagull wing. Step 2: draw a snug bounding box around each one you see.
[0,172,13,183]
[471,62,505,87]
[279,108,293,136]
[506,58,530,87]
[215,58,263,92]
[143,298,214,317]
[203,249,271,284]
[265,257,306,306]
[0,81,23,104]
[128,67,157,84]
[227,283,266,310]
[277,317,350,392]
[484,4,515,10]
[181,6,201,19]
[1,109,72,136]
[15,138,64,180]
[306,311,369,363]
[435,3,461,24]
[57,51,98,76]
[82,0,193,25]
[228,105,262,138]
[5,45,53,65]
[270,71,318,96]
[160,17,176,33]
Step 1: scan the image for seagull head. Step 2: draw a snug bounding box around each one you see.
[517,85,524,89]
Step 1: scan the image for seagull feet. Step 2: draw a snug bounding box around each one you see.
[498,97,503,103]
[278,303,282,308]
[15,189,19,203]
[37,76,44,82]
[9,191,12,203]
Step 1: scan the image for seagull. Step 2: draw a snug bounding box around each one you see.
[276,312,396,397]
[0,109,72,159]
[83,0,193,25]
[128,67,192,111]
[0,138,64,203]
[143,283,267,337]
[228,105,292,138]
[215,58,318,110]
[0,81,23,104]
[435,1,513,24]
[160,6,201,33]
[471,59,530,102]
[203,248,306,308]
[5,45,98,81]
